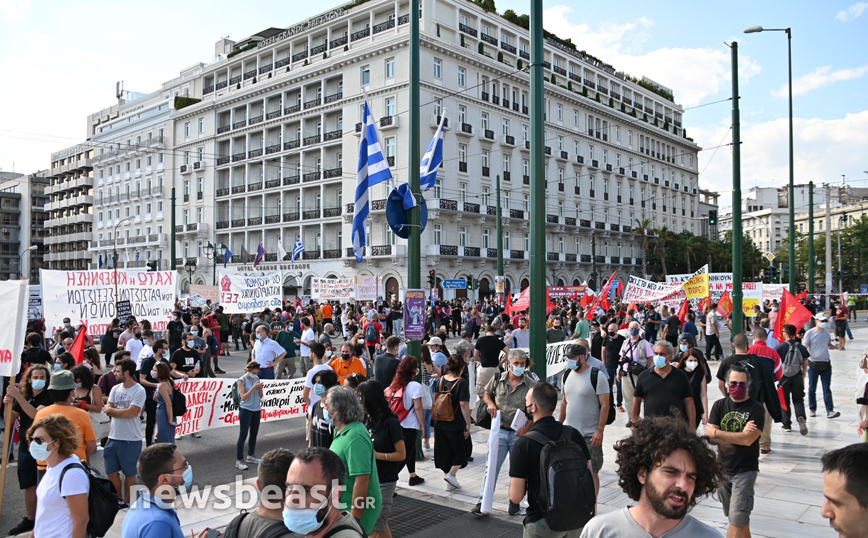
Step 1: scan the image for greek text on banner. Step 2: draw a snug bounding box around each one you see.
[219,272,282,314]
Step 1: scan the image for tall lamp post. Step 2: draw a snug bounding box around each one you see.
[203,241,227,286]
[184,259,196,294]
[113,215,136,300]
[838,215,846,294]
[18,245,37,280]
[744,25,795,293]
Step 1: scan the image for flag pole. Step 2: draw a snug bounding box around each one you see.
[529,0,547,378]
[407,0,421,358]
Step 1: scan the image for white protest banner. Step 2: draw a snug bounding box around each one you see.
[188,294,209,307]
[355,275,380,301]
[189,284,219,303]
[763,284,787,303]
[28,285,42,321]
[219,272,282,314]
[0,280,28,378]
[40,269,176,336]
[311,277,355,300]
[667,272,733,303]
[173,377,307,436]
[543,339,581,379]
[621,276,685,309]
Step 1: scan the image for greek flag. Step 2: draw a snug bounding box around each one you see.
[291,238,305,263]
[406,112,446,209]
[135,250,140,262]
[353,100,393,262]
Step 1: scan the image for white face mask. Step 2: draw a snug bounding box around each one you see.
[685,360,699,372]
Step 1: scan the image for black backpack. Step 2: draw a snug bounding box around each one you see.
[561,367,616,425]
[173,386,188,417]
[524,425,596,531]
[58,462,120,537]
[224,510,290,538]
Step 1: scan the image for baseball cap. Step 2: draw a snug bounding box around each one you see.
[814,313,828,321]
[49,370,76,391]
[563,344,586,358]
[426,337,443,346]
[678,333,695,346]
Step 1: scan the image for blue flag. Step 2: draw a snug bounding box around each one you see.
[353,100,393,262]
[291,238,305,263]
[254,243,266,267]
[224,247,232,268]
[98,254,103,268]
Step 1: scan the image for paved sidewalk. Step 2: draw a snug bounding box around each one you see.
[39,326,865,538]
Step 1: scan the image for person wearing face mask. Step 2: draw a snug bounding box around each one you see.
[139,339,168,446]
[706,364,764,538]
[384,356,427,487]
[104,358,147,507]
[470,349,536,516]
[674,349,709,430]
[122,443,215,538]
[632,341,696,431]
[329,342,368,385]
[235,361,265,470]
[3,364,52,535]
[54,352,76,372]
[275,322,302,379]
[601,324,625,413]
[803,313,840,419]
[28,415,91,538]
[252,325,287,381]
[617,321,653,426]
[282,447,365,538]
[33,370,98,475]
[166,310,186,354]
[153,362,179,444]
[559,344,611,500]
[55,336,74,358]
[674,333,711,384]
[125,327,144,367]
[309,369,339,448]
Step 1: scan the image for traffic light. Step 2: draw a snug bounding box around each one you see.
[708,210,717,226]
[146,260,158,271]
[466,274,473,290]
[428,270,436,288]
[781,264,789,282]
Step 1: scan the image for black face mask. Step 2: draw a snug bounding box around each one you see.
[341,353,351,361]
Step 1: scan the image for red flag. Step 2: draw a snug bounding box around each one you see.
[579,291,593,309]
[698,296,711,313]
[617,280,625,297]
[718,290,733,317]
[511,287,531,312]
[777,386,788,411]
[601,297,610,311]
[505,293,513,316]
[546,289,556,315]
[796,290,808,302]
[69,324,88,365]
[774,289,814,341]
[677,299,689,324]
[628,303,637,312]
[588,271,617,314]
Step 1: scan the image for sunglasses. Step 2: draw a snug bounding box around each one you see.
[30,436,53,446]
[728,381,747,389]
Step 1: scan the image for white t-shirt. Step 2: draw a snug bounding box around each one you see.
[107,382,147,441]
[35,456,90,538]
[398,381,424,430]
[125,338,144,362]
[305,363,333,415]
[300,327,315,356]
[136,344,154,371]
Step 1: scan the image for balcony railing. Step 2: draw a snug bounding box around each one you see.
[546,214,558,224]
[373,19,395,33]
[283,212,300,222]
[265,144,280,155]
[463,202,480,213]
[248,148,263,159]
[292,50,308,62]
[311,44,327,56]
[325,92,343,104]
[265,215,281,224]
[481,166,490,177]
[216,220,229,229]
[323,207,342,218]
[303,134,321,145]
[439,245,459,256]
[248,182,263,192]
[330,36,348,48]
[439,199,458,210]
[595,222,605,230]
[459,23,477,36]
[510,250,524,259]
[323,249,342,259]
[248,217,262,226]
[581,254,592,263]
[283,175,300,185]
[323,168,342,179]
[565,217,576,226]
[302,250,321,260]
[248,115,263,126]
[233,120,247,129]
[231,218,245,227]
[231,185,246,194]
[243,70,256,80]
[501,41,516,54]
[302,210,320,220]
[284,139,300,151]
[324,129,342,141]
[304,99,321,110]
[217,125,231,134]
[547,252,559,261]
[487,248,498,258]
[216,188,230,197]
[276,57,291,69]
[459,162,467,173]
[303,171,321,182]
[372,245,392,256]
[232,152,245,163]
[481,33,497,45]
[351,28,370,41]
[284,104,301,115]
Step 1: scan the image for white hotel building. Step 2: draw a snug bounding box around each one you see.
[72,0,716,298]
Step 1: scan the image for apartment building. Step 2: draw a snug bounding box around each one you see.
[0,171,49,282]
[164,0,711,299]
[44,144,95,271]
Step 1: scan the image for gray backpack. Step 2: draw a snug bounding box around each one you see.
[782,341,805,378]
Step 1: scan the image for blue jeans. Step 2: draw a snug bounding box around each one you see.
[237,408,261,461]
[807,364,834,414]
[423,409,432,441]
[258,367,275,380]
[846,321,853,339]
[606,366,623,407]
[477,429,519,503]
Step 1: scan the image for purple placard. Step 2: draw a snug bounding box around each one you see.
[403,289,427,341]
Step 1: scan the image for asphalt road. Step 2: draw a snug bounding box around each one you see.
[0,351,310,537]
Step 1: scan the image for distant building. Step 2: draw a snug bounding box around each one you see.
[0,171,50,282]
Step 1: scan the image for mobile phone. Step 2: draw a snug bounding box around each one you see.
[206,529,220,538]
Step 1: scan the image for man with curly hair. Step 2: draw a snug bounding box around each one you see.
[580,417,725,537]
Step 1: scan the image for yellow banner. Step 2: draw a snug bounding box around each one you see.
[682,265,709,299]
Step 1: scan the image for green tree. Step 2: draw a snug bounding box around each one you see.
[632,218,653,278]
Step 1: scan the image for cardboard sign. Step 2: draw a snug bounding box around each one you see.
[311,277,356,300]
[219,272,282,314]
[116,300,132,324]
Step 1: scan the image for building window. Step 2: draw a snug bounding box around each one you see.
[433,224,442,244]
[481,112,489,131]
[458,143,467,164]
[482,228,490,248]
[184,122,190,137]
[503,119,510,135]
[557,104,563,121]
[385,58,395,78]
[458,67,466,86]
[503,155,511,172]
[433,58,442,79]
[459,226,467,247]
[198,118,204,134]
[361,66,370,85]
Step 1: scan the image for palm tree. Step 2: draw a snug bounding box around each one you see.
[653,228,670,277]
[633,218,652,278]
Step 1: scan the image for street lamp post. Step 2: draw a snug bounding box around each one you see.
[18,245,37,280]
[744,25,795,294]
[838,215,846,294]
[203,241,227,286]
[184,259,196,293]
[113,215,136,301]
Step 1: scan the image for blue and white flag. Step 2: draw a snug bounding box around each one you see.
[405,112,446,209]
[135,250,140,262]
[353,100,393,262]
[291,238,305,263]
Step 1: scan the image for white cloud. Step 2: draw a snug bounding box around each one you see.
[836,2,868,21]
[542,5,760,107]
[693,111,868,209]
[0,0,28,22]
[772,64,868,98]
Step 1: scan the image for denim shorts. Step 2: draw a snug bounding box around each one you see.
[104,439,143,476]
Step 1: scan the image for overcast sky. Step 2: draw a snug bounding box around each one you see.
[2,0,866,208]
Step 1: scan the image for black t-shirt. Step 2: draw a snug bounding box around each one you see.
[167,320,185,346]
[603,335,625,368]
[644,312,661,334]
[666,316,681,336]
[370,414,404,483]
[634,367,694,423]
[18,348,52,379]
[310,401,334,449]
[432,377,470,431]
[139,356,161,397]
[474,335,507,368]
[170,346,199,375]
[14,390,53,450]
[270,321,286,333]
[708,396,765,474]
[373,353,400,387]
[716,354,766,404]
[590,333,604,362]
[509,416,591,522]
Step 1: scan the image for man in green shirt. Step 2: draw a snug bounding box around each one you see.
[324,386,381,535]
[572,310,590,340]
[275,325,301,379]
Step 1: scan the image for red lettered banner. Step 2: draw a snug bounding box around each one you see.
[0,280,28,378]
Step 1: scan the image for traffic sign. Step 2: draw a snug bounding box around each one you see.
[861,284,868,294]
[766,253,775,263]
[441,279,467,289]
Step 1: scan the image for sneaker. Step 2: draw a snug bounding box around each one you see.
[508,501,521,516]
[798,417,809,435]
[809,410,817,417]
[191,432,202,438]
[215,368,227,374]
[443,473,460,489]
[470,503,485,516]
[781,425,792,432]
[617,406,625,413]
[408,476,425,486]
[117,501,130,509]
[827,411,841,419]
[760,448,773,455]
[235,460,249,470]
[246,455,261,464]
[8,517,34,535]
